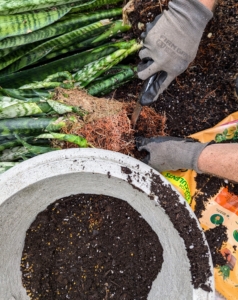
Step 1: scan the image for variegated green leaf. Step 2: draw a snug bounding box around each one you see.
[0,0,85,15]
[0,117,67,136]
[0,8,122,49]
[0,162,20,173]
[36,132,88,147]
[1,20,112,74]
[0,7,70,40]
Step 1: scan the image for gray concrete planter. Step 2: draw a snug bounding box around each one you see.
[0,149,214,300]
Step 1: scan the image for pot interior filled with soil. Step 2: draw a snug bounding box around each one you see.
[0,149,214,299]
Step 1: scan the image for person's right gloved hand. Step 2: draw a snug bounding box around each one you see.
[138,0,213,106]
[136,136,211,173]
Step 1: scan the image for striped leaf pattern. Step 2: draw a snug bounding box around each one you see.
[0,44,118,87]
[0,42,42,71]
[0,0,86,14]
[71,0,123,13]
[0,7,70,40]
[0,8,122,49]
[0,117,67,136]
[0,20,112,73]
[0,1,141,175]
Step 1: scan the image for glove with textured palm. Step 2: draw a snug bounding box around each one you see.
[136,136,211,173]
[138,0,213,105]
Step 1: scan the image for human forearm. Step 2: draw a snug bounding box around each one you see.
[198,0,216,11]
[198,144,238,183]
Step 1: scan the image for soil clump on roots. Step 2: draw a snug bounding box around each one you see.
[54,88,166,155]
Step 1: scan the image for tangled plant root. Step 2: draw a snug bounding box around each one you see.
[77,108,134,154]
[127,102,167,138]
[55,88,167,156]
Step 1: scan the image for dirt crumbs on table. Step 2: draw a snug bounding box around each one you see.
[121,0,237,138]
[21,194,163,300]
[192,173,232,268]
[150,172,212,292]
[204,225,228,267]
[194,174,238,220]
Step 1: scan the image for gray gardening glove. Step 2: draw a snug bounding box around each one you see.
[136,136,211,173]
[138,0,213,105]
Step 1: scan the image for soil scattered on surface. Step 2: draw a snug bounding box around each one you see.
[154,0,237,137]
[191,175,233,269]
[21,194,163,300]
[120,0,238,138]
[122,0,236,276]
[204,225,228,267]
[150,172,212,291]
[125,0,168,37]
[194,174,238,220]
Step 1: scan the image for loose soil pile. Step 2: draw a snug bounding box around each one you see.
[21,173,215,299]
[150,172,212,291]
[117,0,237,138]
[204,225,228,267]
[194,175,238,220]
[21,194,163,300]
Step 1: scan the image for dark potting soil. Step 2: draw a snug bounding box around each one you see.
[116,0,236,275]
[153,0,237,137]
[204,225,228,267]
[150,172,212,291]
[192,174,234,268]
[117,0,238,138]
[194,174,238,220]
[21,194,163,300]
[193,174,225,220]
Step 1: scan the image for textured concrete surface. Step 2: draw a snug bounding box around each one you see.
[0,149,214,300]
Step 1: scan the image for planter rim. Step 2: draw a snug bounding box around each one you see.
[0,148,215,300]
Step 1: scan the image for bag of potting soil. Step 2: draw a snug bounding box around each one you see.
[161,112,238,300]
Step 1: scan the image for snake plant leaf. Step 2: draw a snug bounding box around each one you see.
[0,7,70,40]
[0,162,20,174]
[1,20,112,74]
[71,0,123,13]
[0,43,120,87]
[15,134,60,155]
[0,117,69,136]
[0,87,51,100]
[0,102,51,119]
[74,41,141,87]
[0,96,25,109]
[0,0,86,15]
[0,8,122,49]
[36,132,88,147]
[92,20,131,44]
[0,98,85,119]
[87,66,136,96]
[0,146,31,161]
[0,41,42,71]
[0,135,51,151]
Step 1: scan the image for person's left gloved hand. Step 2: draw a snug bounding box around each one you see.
[136,136,211,173]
